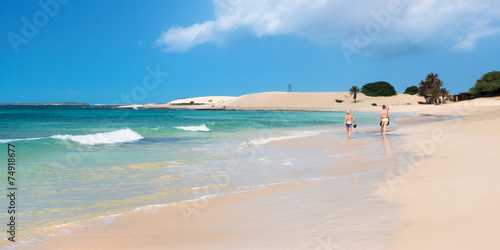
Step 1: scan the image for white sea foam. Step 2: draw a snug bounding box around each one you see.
[0,137,43,144]
[0,129,143,145]
[51,128,143,145]
[247,130,324,145]
[175,124,210,132]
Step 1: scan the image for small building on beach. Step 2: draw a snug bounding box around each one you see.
[453,92,470,102]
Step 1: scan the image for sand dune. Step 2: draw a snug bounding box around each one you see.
[168,96,236,105]
[223,92,423,110]
[119,91,426,111]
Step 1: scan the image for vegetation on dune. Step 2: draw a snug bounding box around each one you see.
[335,99,344,103]
[469,71,500,97]
[349,85,360,103]
[404,86,418,95]
[418,72,451,104]
[440,88,450,102]
[361,81,396,97]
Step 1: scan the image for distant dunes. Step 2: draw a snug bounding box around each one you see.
[116,92,425,111]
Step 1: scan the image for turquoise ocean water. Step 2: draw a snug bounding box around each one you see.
[0,106,388,239]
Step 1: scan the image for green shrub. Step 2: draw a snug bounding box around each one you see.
[335,99,344,103]
[404,86,418,95]
[371,103,377,106]
[208,99,213,102]
[470,71,500,97]
[189,101,195,104]
[361,81,397,97]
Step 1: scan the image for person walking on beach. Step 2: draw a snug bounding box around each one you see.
[380,105,390,136]
[344,110,356,139]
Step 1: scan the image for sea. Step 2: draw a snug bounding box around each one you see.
[0,105,398,244]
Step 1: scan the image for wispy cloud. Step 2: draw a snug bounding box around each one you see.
[156,0,500,56]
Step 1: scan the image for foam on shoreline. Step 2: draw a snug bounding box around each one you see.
[12,118,425,249]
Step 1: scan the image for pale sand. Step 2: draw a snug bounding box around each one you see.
[118,91,424,111]
[16,96,500,249]
[378,98,500,249]
[168,96,237,105]
[222,92,422,111]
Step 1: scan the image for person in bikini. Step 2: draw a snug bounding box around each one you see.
[344,110,356,139]
[380,105,390,136]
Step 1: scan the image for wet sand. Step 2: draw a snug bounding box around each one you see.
[12,97,500,249]
[17,125,410,249]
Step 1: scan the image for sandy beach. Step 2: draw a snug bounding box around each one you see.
[15,93,500,249]
[5,0,499,248]
[379,98,500,249]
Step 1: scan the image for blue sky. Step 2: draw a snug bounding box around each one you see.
[1,0,499,104]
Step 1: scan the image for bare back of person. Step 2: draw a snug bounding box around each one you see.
[344,111,356,139]
[380,106,390,136]
[380,109,389,118]
[345,114,354,124]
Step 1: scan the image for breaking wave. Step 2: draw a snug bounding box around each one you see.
[175,124,210,132]
[51,128,143,145]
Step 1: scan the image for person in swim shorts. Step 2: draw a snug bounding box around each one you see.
[344,109,356,139]
[380,105,390,136]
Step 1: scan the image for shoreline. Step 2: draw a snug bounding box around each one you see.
[7,96,500,249]
[13,110,433,249]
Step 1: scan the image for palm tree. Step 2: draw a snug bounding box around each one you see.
[429,87,440,105]
[440,88,450,103]
[418,80,428,96]
[419,73,442,104]
[427,73,439,104]
[349,85,360,103]
[426,72,438,82]
[434,78,443,90]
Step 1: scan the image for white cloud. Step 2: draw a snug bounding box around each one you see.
[453,26,500,51]
[158,21,217,52]
[156,0,500,55]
